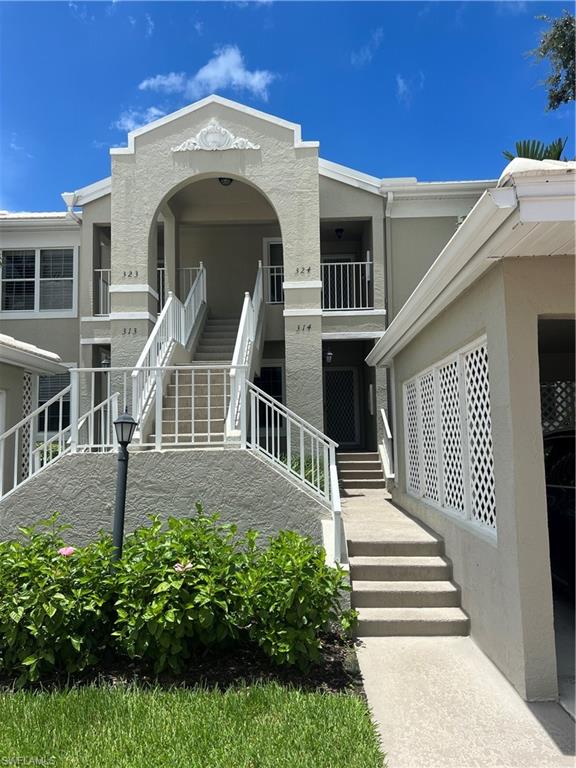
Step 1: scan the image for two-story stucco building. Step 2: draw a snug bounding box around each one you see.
[0,95,574,711]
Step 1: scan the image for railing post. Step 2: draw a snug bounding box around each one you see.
[329,444,342,564]
[70,368,79,453]
[199,261,206,303]
[155,369,163,451]
[240,372,247,449]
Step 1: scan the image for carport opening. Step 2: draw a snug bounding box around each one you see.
[538,318,575,717]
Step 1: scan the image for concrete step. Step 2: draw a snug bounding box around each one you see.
[339,469,384,480]
[338,460,382,471]
[347,538,443,557]
[351,580,460,608]
[194,352,233,362]
[354,607,469,637]
[151,433,226,444]
[162,407,229,421]
[349,555,451,581]
[340,478,386,489]
[338,452,379,462]
[164,398,227,411]
[197,345,236,354]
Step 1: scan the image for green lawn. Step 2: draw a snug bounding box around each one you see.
[0,682,385,768]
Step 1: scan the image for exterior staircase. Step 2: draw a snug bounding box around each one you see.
[338,451,385,491]
[343,491,470,637]
[194,315,239,362]
[154,315,239,445]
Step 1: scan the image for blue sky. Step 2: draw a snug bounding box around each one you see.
[1,1,574,211]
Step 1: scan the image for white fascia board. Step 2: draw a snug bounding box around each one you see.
[365,189,518,367]
[381,178,496,199]
[0,346,65,374]
[319,158,383,195]
[110,95,318,156]
[0,216,80,232]
[72,177,112,206]
[322,331,383,340]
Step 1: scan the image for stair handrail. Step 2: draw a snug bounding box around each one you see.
[379,407,395,480]
[226,262,263,436]
[245,381,342,562]
[131,264,206,423]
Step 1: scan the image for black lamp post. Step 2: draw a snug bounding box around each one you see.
[112,409,137,561]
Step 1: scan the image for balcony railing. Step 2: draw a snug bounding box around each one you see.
[93,269,111,316]
[263,262,373,311]
[321,261,372,311]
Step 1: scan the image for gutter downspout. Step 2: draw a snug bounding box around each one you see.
[384,191,394,327]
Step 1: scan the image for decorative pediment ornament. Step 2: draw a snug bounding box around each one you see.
[171,119,260,152]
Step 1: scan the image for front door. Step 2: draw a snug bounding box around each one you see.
[324,367,360,448]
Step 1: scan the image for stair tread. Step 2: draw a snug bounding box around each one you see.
[356,607,468,620]
[352,580,458,592]
[350,555,449,566]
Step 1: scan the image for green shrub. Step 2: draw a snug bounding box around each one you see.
[238,531,355,667]
[112,510,254,673]
[0,508,355,682]
[0,515,115,684]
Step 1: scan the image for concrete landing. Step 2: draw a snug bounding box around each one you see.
[342,489,442,547]
[357,636,575,768]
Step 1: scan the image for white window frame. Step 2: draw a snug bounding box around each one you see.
[402,335,497,540]
[0,246,78,319]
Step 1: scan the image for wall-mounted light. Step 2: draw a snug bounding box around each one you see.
[335,227,344,240]
[324,349,333,365]
[218,177,233,187]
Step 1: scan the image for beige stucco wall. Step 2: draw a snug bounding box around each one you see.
[0,449,329,545]
[179,223,281,317]
[390,254,575,701]
[389,216,457,318]
[319,176,385,310]
[110,101,324,427]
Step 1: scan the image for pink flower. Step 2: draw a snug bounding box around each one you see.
[174,562,193,572]
[58,546,76,557]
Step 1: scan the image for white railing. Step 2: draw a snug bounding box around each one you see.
[93,268,111,316]
[132,264,206,424]
[263,265,284,304]
[158,267,201,311]
[322,261,372,310]
[226,263,263,436]
[379,408,395,480]
[246,381,342,561]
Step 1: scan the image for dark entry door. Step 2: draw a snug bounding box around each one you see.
[324,367,360,447]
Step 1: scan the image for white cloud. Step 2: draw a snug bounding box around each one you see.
[139,72,186,94]
[9,133,33,159]
[145,13,154,38]
[128,15,136,27]
[395,71,425,107]
[351,27,384,68]
[495,1,527,15]
[138,45,275,102]
[112,106,166,133]
[68,2,94,23]
[194,20,204,35]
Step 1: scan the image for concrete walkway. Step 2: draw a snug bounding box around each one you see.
[342,490,575,767]
[357,636,575,768]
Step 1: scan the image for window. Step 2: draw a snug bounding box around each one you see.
[1,248,75,313]
[38,373,70,433]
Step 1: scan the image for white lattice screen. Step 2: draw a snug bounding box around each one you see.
[404,381,421,495]
[540,381,575,435]
[20,372,33,476]
[403,338,497,533]
[419,372,440,503]
[439,361,465,513]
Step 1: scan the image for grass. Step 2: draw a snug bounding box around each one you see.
[0,682,385,768]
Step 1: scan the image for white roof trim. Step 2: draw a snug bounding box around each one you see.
[0,334,65,374]
[109,94,319,156]
[366,161,576,367]
[70,176,112,207]
[319,158,383,194]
